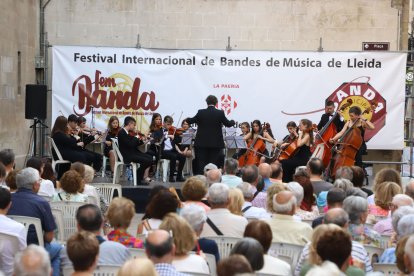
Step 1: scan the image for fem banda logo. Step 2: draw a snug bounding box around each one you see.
[71,70,159,116]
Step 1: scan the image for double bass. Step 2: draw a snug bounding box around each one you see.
[238,124,269,167]
[311,99,353,168]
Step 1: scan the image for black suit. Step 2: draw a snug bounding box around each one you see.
[187,106,235,174]
[117,128,152,182]
[317,113,344,132]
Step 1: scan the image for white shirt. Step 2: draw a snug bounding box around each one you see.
[0,214,27,276]
[259,254,292,276]
[173,254,210,274]
[242,202,271,219]
[221,175,243,188]
[201,208,248,238]
[38,179,56,197]
[163,130,173,151]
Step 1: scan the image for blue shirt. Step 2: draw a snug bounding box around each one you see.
[154,263,190,276]
[8,188,56,244]
[380,247,396,263]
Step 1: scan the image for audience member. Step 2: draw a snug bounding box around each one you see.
[180,204,220,262]
[404,234,414,274]
[264,191,312,245]
[206,168,222,185]
[307,158,332,196]
[335,166,353,180]
[265,182,287,212]
[201,183,248,237]
[305,261,342,276]
[0,187,26,276]
[181,176,210,211]
[159,213,209,274]
[138,189,179,234]
[228,187,244,216]
[230,237,264,271]
[243,220,291,275]
[217,254,253,276]
[7,167,62,276]
[316,178,353,211]
[52,170,88,202]
[258,163,272,190]
[368,181,402,221]
[286,181,319,220]
[41,158,57,188]
[221,158,242,187]
[374,194,413,235]
[145,229,190,276]
[405,180,414,200]
[0,149,15,176]
[241,165,267,209]
[106,197,143,248]
[26,157,56,197]
[312,188,346,228]
[0,162,6,187]
[4,169,18,192]
[203,163,218,175]
[14,245,51,276]
[117,258,157,276]
[368,167,402,205]
[294,170,318,214]
[269,162,283,184]
[397,235,410,274]
[351,166,372,196]
[343,196,381,247]
[237,182,270,219]
[67,231,99,276]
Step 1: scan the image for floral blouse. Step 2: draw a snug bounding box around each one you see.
[107,229,144,248]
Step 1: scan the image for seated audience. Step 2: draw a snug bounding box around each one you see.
[200,183,248,237]
[5,169,18,193]
[0,187,26,276]
[67,231,99,276]
[14,245,51,276]
[0,148,15,176]
[405,180,414,200]
[269,162,283,184]
[317,178,354,212]
[335,166,353,180]
[404,235,414,275]
[0,162,6,187]
[217,254,253,276]
[287,181,319,220]
[367,167,402,205]
[117,258,157,276]
[258,163,272,190]
[145,229,190,276]
[368,181,402,222]
[230,237,264,272]
[206,168,222,185]
[243,220,291,275]
[26,157,55,197]
[181,176,210,212]
[7,167,62,276]
[305,261,342,276]
[241,165,267,209]
[351,166,373,196]
[106,197,143,248]
[312,188,346,228]
[180,204,220,262]
[397,235,410,274]
[228,187,244,216]
[221,158,242,188]
[343,196,381,247]
[237,182,270,219]
[294,170,319,215]
[306,157,333,196]
[203,163,218,175]
[263,190,312,245]
[137,189,179,234]
[159,213,209,274]
[52,170,88,202]
[41,158,57,188]
[374,194,413,236]
[265,182,287,212]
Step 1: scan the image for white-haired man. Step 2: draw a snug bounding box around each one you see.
[374,194,414,235]
[14,245,52,276]
[237,182,270,220]
[206,169,222,186]
[263,191,312,245]
[200,183,248,238]
[221,158,242,188]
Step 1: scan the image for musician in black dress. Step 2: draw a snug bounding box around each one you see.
[280,119,313,182]
[104,116,120,174]
[329,106,374,167]
[317,100,344,132]
[51,116,102,172]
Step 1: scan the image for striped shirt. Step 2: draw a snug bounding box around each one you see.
[294,240,373,276]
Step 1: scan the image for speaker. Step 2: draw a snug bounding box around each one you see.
[25,84,47,119]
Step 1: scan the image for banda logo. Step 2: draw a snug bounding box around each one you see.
[71,70,159,116]
[326,78,386,141]
[217,94,238,115]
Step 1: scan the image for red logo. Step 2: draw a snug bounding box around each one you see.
[217,94,238,115]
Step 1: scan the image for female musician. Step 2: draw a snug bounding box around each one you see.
[232,122,250,160]
[51,116,102,172]
[280,119,313,182]
[147,113,163,157]
[241,120,275,165]
[104,116,120,174]
[173,118,193,158]
[329,106,375,167]
[278,121,299,148]
[77,116,101,146]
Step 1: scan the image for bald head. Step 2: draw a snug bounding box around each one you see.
[145,229,174,262]
[206,169,222,185]
[273,191,296,215]
[324,208,349,228]
[259,163,271,178]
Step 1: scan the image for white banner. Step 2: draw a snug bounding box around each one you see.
[52,46,407,150]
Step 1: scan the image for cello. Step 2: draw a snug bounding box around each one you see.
[238,123,268,167]
[311,99,353,168]
[327,118,363,179]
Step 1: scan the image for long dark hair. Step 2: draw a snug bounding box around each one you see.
[107,116,120,135]
[51,116,69,136]
[300,119,314,146]
[149,113,162,132]
[250,120,262,136]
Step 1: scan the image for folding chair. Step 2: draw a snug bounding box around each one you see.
[89,183,122,204]
[372,263,400,275]
[111,138,139,186]
[268,242,304,273]
[8,215,44,247]
[48,137,71,172]
[204,236,241,258]
[50,201,85,241]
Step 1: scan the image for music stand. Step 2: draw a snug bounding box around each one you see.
[225,136,246,150]
[181,133,194,146]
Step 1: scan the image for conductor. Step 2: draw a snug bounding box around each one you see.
[187,95,235,175]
